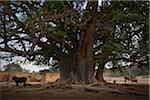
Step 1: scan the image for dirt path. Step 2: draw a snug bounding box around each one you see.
[1,93,148,100]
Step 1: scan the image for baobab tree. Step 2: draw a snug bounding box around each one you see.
[0,1,149,84]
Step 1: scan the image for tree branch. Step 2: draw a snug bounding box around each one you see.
[43,10,77,22]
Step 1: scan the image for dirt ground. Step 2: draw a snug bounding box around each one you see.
[0,76,149,100]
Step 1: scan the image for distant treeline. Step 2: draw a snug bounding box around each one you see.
[109,66,149,77]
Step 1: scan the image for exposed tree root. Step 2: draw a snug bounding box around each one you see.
[47,80,71,89]
[42,81,148,97]
[70,84,125,94]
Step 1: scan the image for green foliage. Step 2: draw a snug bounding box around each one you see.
[4,63,23,72]
[50,62,59,72]
[42,44,56,60]
[39,69,51,74]
[139,43,149,55]
[46,1,66,14]
[96,0,149,70]
[110,65,149,76]
[110,66,122,73]
[47,27,67,38]
[102,40,115,52]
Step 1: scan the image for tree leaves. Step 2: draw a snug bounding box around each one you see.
[46,26,67,40]
[0,1,149,70]
[96,1,149,68]
[46,1,66,14]
[4,63,23,72]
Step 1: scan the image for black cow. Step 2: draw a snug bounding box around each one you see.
[12,76,27,87]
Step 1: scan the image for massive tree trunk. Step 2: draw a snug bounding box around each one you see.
[58,1,98,84]
[58,55,72,80]
[58,53,81,83]
[76,1,98,84]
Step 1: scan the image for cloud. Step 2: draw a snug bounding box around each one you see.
[21,63,49,73]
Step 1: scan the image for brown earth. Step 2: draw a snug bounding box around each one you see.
[0,72,149,100]
[0,72,10,82]
[0,78,149,100]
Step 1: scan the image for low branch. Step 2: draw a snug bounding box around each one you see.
[0,44,42,60]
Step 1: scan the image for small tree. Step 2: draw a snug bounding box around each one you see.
[4,63,23,72]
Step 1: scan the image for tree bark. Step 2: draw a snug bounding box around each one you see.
[58,55,72,80]
[95,56,108,83]
[95,62,105,82]
[58,1,98,84]
[75,1,98,84]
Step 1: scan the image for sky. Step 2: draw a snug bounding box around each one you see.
[0,52,50,72]
[0,60,50,73]
[21,63,49,73]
